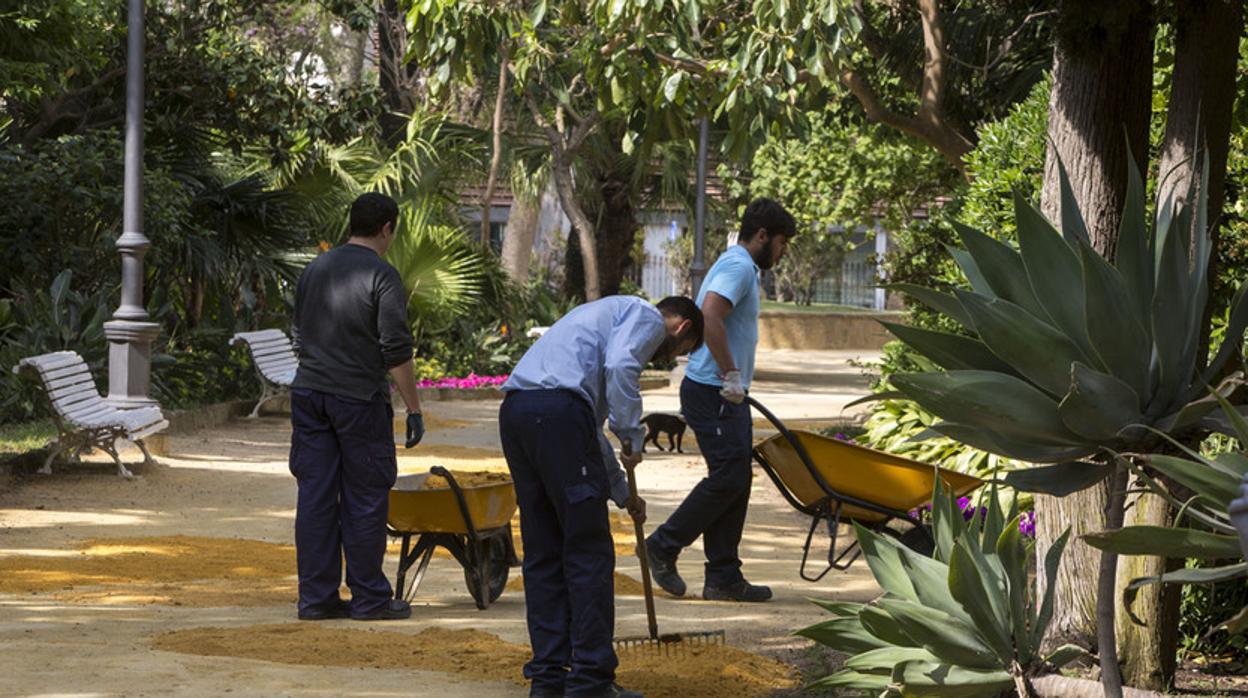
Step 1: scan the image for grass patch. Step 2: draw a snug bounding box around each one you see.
[760,300,874,314]
[0,420,55,455]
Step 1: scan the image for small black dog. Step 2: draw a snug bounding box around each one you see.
[642,413,687,453]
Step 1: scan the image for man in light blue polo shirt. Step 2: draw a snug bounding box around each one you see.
[647,198,797,603]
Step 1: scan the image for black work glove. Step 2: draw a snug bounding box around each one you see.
[405,411,425,448]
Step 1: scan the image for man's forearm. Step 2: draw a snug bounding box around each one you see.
[388,360,423,413]
[704,316,736,374]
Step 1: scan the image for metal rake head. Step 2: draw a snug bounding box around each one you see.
[614,630,727,656]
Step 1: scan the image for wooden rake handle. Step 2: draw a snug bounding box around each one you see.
[622,445,659,640]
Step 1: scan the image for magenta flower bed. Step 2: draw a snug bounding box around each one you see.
[417,374,509,390]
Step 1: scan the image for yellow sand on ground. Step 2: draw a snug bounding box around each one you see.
[506,571,647,597]
[151,624,798,697]
[0,536,297,607]
[506,511,638,558]
[393,412,473,432]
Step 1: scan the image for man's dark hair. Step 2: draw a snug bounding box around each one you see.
[349,192,400,238]
[738,198,797,242]
[656,296,705,351]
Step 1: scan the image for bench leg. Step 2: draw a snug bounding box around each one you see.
[99,439,133,479]
[136,439,157,466]
[38,441,65,475]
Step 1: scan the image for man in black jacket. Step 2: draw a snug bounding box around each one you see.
[289,192,425,621]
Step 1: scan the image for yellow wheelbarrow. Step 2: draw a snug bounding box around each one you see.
[747,397,982,582]
[388,466,519,609]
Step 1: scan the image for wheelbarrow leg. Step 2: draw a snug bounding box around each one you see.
[394,533,412,600]
[405,545,436,602]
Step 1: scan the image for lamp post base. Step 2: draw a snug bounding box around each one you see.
[103,319,160,408]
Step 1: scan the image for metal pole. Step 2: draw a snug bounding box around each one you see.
[104,0,159,408]
[690,116,709,299]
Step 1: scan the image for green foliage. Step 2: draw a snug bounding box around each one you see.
[801,483,1081,694]
[887,148,1248,469]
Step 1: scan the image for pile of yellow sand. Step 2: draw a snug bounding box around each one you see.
[397,445,508,473]
[506,571,647,597]
[151,624,798,697]
[419,470,513,490]
[0,535,296,607]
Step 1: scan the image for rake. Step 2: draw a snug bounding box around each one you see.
[613,446,726,655]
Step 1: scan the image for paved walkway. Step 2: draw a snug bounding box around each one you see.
[0,349,882,697]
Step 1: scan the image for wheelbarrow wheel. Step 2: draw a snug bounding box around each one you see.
[465,535,510,609]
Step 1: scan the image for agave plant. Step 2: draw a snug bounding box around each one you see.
[800,483,1083,696]
[884,157,1247,470]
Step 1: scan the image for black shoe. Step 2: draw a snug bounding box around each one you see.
[351,599,412,621]
[530,687,564,698]
[577,684,642,698]
[297,598,351,621]
[644,539,685,597]
[702,580,772,603]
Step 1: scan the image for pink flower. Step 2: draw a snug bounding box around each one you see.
[416,374,509,389]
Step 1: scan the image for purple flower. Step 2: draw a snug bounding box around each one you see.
[834,432,850,441]
[1018,511,1037,538]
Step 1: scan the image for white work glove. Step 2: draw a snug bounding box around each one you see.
[720,369,746,404]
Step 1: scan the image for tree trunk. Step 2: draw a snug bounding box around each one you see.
[595,176,638,297]
[347,26,368,85]
[551,157,601,301]
[1156,0,1243,363]
[1116,489,1181,691]
[481,47,510,246]
[1034,2,1155,679]
[501,195,540,283]
[1039,0,1155,260]
[378,0,413,143]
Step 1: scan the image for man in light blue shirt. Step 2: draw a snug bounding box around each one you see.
[647,198,797,603]
[500,295,703,698]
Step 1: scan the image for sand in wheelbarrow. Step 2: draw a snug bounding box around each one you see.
[418,470,513,490]
[0,535,297,607]
[505,571,648,596]
[151,624,799,697]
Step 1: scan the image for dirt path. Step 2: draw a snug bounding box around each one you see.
[0,350,881,697]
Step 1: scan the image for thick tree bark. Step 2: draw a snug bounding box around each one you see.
[1034,5,1155,686]
[501,195,540,283]
[378,0,414,143]
[595,176,638,297]
[481,47,510,246]
[1116,489,1181,691]
[1156,0,1243,364]
[551,157,601,300]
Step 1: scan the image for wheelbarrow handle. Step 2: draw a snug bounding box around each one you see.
[622,443,659,640]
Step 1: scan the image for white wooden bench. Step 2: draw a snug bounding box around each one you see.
[230,329,298,418]
[12,351,168,478]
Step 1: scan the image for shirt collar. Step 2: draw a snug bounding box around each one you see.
[730,243,760,272]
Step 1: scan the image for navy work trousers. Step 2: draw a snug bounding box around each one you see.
[499,389,617,696]
[289,388,397,616]
[649,378,753,587]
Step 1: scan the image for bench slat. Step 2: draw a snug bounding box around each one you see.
[20,352,84,374]
[54,391,107,415]
[249,341,295,356]
[251,343,295,359]
[41,361,93,382]
[47,379,101,400]
[63,403,118,427]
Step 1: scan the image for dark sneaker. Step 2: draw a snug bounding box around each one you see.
[702,580,772,603]
[581,683,642,698]
[644,538,686,597]
[529,687,564,698]
[351,599,412,621]
[297,598,351,621]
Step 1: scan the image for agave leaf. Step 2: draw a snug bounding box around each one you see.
[875,598,1002,670]
[889,283,975,330]
[856,523,919,601]
[1126,562,1248,591]
[860,604,924,648]
[1000,461,1112,497]
[805,669,891,691]
[1079,242,1152,399]
[810,599,867,617]
[953,222,1045,316]
[1147,454,1240,509]
[1083,526,1243,559]
[1057,363,1144,442]
[947,246,995,298]
[845,646,941,672]
[892,370,1084,446]
[1214,451,1248,479]
[955,292,1089,398]
[796,617,888,654]
[882,322,1018,375]
[948,539,1014,664]
[1032,528,1072,651]
[930,479,959,564]
[893,660,1014,696]
[933,423,1093,463]
[1055,156,1092,248]
[997,518,1033,664]
[894,539,971,622]
[1015,191,1090,349]
[1152,203,1197,413]
[1115,146,1153,316]
[1044,644,1089,668]
[1219,606,1248,636]
[1203,283,1248,384]
[1208,376,1248,445]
